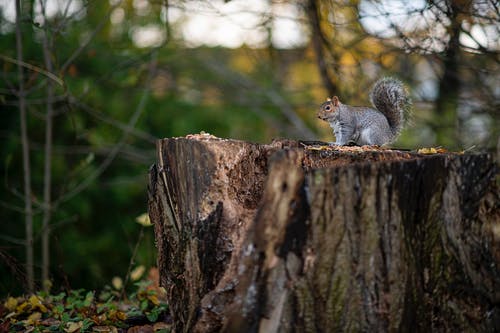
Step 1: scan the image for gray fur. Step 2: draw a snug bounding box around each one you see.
[369,77,411,136]
[318,77,411,146]
[337,105,392,145]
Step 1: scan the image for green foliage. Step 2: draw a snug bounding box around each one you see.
[0,1,279,295]
[0,277,170,332]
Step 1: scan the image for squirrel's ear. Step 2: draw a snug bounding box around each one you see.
[326,97,331,102]
[332,96,340,106]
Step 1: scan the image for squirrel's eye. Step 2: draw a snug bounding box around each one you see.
[325,106,331,111]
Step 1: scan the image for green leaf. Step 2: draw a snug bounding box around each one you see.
[47,324,62,332]
[54,304,64,316]
[140,299,149,311]
[146,313,158,322]
[83,291,94,307]
[61,312,70,323]
[52,293,66,302]
[81,318,94,332]
[146,310,159,322]
[126,309,142,318]
[146,305,165,322]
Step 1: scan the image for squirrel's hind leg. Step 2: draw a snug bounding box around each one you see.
[360,127,389,146]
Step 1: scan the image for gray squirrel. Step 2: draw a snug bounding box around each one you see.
[317,77,411,146]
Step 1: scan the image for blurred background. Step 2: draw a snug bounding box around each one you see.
[0,0,498,295]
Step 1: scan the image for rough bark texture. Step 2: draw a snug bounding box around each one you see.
[148,134,499,333]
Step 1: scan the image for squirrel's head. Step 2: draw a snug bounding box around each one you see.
[317,96,341,120]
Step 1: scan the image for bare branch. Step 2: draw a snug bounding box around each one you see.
[60,1,122,74]
[305,0,338,97]
[200,58,316,140]
[68,97,158,143]
[0,54,64,86]
[54,51,159,207]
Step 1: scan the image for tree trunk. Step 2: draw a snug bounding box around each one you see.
[148,134,499,333]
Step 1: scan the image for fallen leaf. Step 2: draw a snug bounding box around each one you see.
[93,325,118,333]
[417,147,437,154]
[15,301,30,314]
[5,312,16,320]
[40,317,61,326]
[92,313,107,325]
[127,324,154,333]
[28,295,48,313]
[65,321,83,333]
[146,294,159,306]
[153,322,170,331]
[0,321,11,333]
[24,326,35,333]
[108,309,127,321]
[26,311,42,325]
[4,297,17,311]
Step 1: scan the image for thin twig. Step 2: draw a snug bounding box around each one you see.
[0,55,64,86]
[120,226,145,300]
[60,1,122,74]
[68,97,158,143]
[201,58,316,140]
[39,0,54,290]
[15,0,34,293]
[54,51,159,207]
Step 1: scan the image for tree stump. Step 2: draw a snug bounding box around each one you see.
[147,134,499,333]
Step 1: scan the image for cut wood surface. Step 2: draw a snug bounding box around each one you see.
[148,134,499,333]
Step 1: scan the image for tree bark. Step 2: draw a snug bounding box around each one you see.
[148,135,499,332]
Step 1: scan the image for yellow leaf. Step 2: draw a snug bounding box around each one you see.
[26,311,42,325]
[135,213,152,227]
[16,301,30,314]
[147,293,159,306]
[116,310,127,321]
[108,309,117,321]
[4,297,18,311]
[112,276,123,290]
[417,147,438,154]
[65,321,83,333]
[116,311,127,320]
[130,265,146,281]
[28,295,47,313]
[108,309,127,322]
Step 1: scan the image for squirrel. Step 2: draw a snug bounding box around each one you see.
[317,77,411,146]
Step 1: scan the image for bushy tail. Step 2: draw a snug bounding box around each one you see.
[369,77,411,135]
